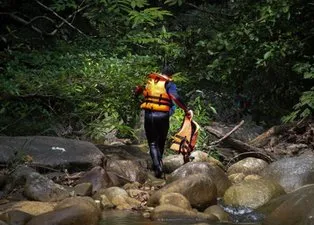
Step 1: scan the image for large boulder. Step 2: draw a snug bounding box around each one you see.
[260,184,314,225]
[98,144,150,167]
[25,197,101,225]
[23,172,70,202]
[147,174,217,210]
[159,193,192,210]
[99,145,149,185]
[76,166,113,194]
[100,186,141,210]
[105,160,148,186]
[190,151,225,169]
[260,154,314,192]
[227,157,268,176]
[0,136,105,171]
[162,155,184,173]
[167,162,231,197]
[223,179,285,209]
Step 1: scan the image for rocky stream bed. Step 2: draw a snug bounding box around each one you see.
[0,120,313,225]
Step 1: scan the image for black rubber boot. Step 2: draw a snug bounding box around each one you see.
[149,142,163,178]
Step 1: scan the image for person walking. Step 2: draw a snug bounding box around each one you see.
[135,65,192,178]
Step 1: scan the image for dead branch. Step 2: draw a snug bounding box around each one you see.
[205,125,277,161]
[36,0,87,37]
[249,123,296,147]
[3,12,57,36]
[210,120,244,146]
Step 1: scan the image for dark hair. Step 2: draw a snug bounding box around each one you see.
[161,65,175,76]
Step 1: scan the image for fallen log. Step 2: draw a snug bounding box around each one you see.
[205,125,277,162]
[249,123,296,148]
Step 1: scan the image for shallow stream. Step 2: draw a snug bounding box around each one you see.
[100,210,262,225]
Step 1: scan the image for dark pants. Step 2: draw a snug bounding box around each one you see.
[144,110,169,178]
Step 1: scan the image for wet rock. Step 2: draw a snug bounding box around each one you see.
[3,166,36,195]
[0,136,105,172]
[228,173,246,184]
[73,182,93,196]
[4,210,33,225]
[101,187,141,210]
[162,155,184,173]
[98,144,150,167]
[125,189,149,202]
[26,197,101,225]
[159,193,192,210]
[190,151,225,169]
[77,166,113,194]
[203,205,230,222]
[244,174,262,181]
[105,159,148,186]
[0,201,56,216]
[24,172,70,202]
[227,157,268,176]
[260,154,314,192]
[151,204,218,221]
[123,182,141,190]
[148,174,217,210]
[223,178,285,209]
[100,194,115,209]
[167,162,230,197]
[260,184,314,225]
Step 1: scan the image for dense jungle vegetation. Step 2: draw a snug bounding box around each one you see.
[0,0,313,148]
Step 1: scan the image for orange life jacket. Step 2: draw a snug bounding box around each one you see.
[140,73,172,112]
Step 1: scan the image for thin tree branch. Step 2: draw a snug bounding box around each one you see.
[2,12,58,36]
[210,120,244,146]
[36,0,87,37]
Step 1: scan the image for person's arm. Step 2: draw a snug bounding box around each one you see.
[166,82,192,117]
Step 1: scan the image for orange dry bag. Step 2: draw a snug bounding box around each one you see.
[170,114,200,163]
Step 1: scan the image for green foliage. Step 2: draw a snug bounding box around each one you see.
[283,61,314,122]
[129,8,172,27]
[173,0,313,124]
[0,39,156,140]
[1,0,313,144]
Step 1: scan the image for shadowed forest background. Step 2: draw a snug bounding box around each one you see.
[0,0,313,150]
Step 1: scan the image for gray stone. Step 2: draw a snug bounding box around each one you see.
[6,210,33,225]
[0,136,105,171]
[76,166,113,194]
[167,162,231,197]
[227,157,268,176]
[148,174,217,210]
[25,197,101,225]
[223,179,285,209]
[73,183,93,196]
[260,154,314,192]
[151,204,218,221]
[260,184,314,225]
[24,172,70,202]
[163,154,184,173]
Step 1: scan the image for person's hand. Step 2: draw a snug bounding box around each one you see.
[134,85,143,96]
[185,109,193,119]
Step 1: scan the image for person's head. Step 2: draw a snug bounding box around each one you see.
[161,65,175,77]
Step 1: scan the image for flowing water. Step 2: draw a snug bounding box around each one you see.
[100,210,262,225]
